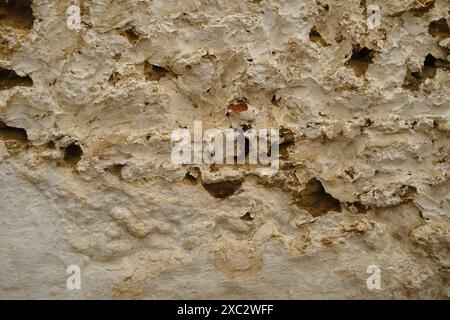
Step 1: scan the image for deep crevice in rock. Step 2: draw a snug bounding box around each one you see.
[144,62,174,81]
[122,28,140,44]
[296,178,341,217]
[202,179,243,199]
[240,212,254,221]
[428,18,450,39]
[398,185,418,203]
[0,0,34,30]
[309,26,328,46]
[403,54,450,90]
[0,121,28,142]
[183,172,198,185]
[346,47,374,77]
[0,68,32,90]
[63,142,83,166]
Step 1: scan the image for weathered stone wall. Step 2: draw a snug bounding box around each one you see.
[0,0,449,299]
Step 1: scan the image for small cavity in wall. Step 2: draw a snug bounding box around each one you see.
[121,28,140,44]
[63,142,83,166]
[202,179,243,199]
[0,68,32,90]
[144,62,175,81]
[404,54,450,90]
[309,26,328,46]
[428,18,450,40]
[346,46,374,77]
[0,121,28,142]
[0,121,28,151]
[296,178,341,217]
[0,0,34,30]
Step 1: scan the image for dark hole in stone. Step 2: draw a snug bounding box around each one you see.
[144,62,173,81]
[428,54,450,71]
[202,179,243,199]
[0,121,28,142]
[122,28,140,44]
[428,18,450,39]
[271,94,280,106]
[309,26,328,46]
[296,178,341,217]
[0,0,34,30]
[420,54,438,78]
[240,212,253,221]
[63,142,83,165]
[364,118,374,127]
[346,47,374,77]
[403,54,445,90]
[184,172,198,185]
[0,68,32,90]
[424,53,437,67]
[399,185,418,202]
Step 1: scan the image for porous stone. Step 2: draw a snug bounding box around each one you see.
[0,0,449,299]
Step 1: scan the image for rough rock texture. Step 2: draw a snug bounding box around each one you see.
[0,0,449,299]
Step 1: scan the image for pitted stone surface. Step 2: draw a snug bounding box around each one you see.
[0,0,449,299]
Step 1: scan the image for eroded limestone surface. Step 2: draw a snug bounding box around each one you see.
[0,0,449,299]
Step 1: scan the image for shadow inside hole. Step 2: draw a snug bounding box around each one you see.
[0,68,32,90]
[0,0,34,30]
[63,142,83,165]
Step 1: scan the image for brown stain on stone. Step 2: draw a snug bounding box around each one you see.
[227,102,248,113]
